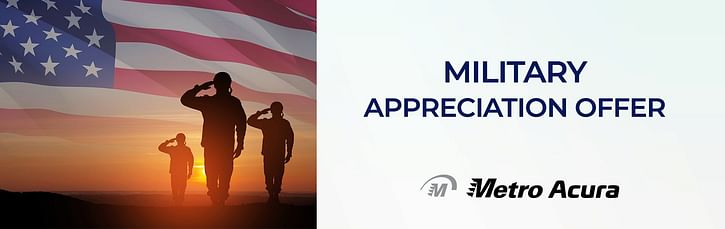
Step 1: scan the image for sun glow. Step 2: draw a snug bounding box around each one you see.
[191,162,206,183]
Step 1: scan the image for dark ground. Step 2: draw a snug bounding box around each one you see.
[0,189,316,228]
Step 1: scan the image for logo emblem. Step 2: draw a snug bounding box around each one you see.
[420,174,457,197]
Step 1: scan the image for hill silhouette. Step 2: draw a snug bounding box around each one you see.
[0,189,315,228]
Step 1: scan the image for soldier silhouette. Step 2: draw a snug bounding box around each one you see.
[181,72,246,206]
[157,133,194,206]
[248,101,294,204]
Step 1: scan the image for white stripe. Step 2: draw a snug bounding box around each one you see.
[102,0,316,61]
[115,42,316,99]
[287,7,316,21]
[0,82,306,125]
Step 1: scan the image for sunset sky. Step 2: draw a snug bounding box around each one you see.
[0,102,316,193]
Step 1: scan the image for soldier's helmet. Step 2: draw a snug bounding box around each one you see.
[271,101,283,114]
[214,72,232,89]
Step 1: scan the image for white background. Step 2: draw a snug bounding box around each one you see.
[318,0,725,228]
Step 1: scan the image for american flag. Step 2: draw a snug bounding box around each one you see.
[0,0,316,134]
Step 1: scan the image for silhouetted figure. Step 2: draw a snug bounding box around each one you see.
[181,72,246,206]
[157,133,194,206]
[248,102,294,204]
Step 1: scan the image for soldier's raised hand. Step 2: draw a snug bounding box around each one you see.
[199,81,214,90]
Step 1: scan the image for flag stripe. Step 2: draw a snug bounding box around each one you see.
[125,0,316,32]
[0,108,199,142]
[113,24,316,83]
[276,0,317,18]
[102,0,316,61]
[114,68,316,123]
[114,42,316,99]
[0,82,312,125]
[0,82,195,123]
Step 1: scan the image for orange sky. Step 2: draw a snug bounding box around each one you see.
[0,112,316,193]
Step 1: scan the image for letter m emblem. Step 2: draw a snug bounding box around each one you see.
[428,183,449,197]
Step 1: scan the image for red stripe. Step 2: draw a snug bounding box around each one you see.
[113,68,316,123]
[276,0,316,18]
[126,0,316,32]
[0,108,198,142]
[113,24,316,83]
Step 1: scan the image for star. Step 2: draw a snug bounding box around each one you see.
[64,11,81,29]
[63,44,82,59]
[75,0,92,15]
[83,61,102,78]
[24,10,42,25]
[41,0,58,10]
[6,0,19,9]
[8,56,23,73]
[43,27,61,41]
[40,56,59,76]
[19,37,39,56]
[1,20,19,37]
[85,29,103,47]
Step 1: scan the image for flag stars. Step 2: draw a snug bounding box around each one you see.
[9,56,23,73]
[83,61,102,78]
[6,0,19,9]
[20,37,39,56]
[40,56,59,76]
[86,29,103,48]
[41,0,58,10]
[43,27,62,41]
[64,11,81,29]
[1,20,19,37]
[24,10,42,25]
[76,0,92,15]
[63,44,82,59]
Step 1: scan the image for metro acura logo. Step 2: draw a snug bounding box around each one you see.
[422,175,619,198]
[467,178,619,198]
[419,174,458,197]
